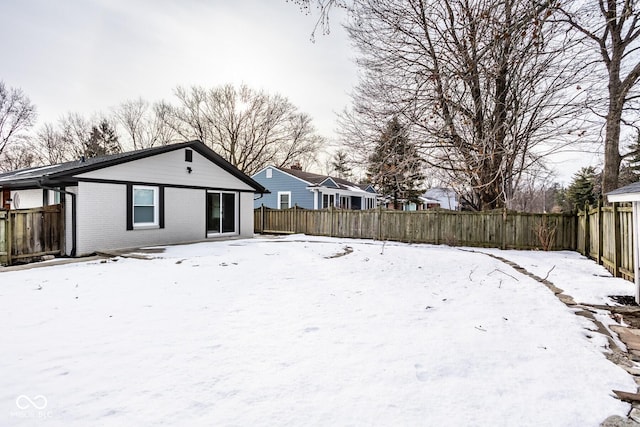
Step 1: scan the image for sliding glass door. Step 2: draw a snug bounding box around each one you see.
[206,191,237,235]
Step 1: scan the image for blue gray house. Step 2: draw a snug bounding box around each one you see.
[252,166,377,210]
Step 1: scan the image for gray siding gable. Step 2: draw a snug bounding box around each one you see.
[363,185,376,193]
[252,167,314,209]
[320,178,339,188]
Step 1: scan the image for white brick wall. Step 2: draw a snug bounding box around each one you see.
[240,192,254,237]
[75,182,206,255]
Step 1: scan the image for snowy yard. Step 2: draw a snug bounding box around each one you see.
[1,235,638,426]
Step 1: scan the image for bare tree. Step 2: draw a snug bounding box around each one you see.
[113,98,177,150]
[164,84,323,174]
[57,112,92,160]
[0,81,37,157]
[287,0,348,39]
[0,142,37,173]
[341,0,586,210]
[507,166,557,212]
[557,0,640,194]
[32,113,121,164]
[33,123,69,165]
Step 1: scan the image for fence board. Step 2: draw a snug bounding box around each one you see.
[0,205,64,266]
[255,205,629,281]
[255,207,575,251]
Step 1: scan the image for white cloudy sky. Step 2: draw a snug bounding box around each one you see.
[3,0,601,183]
[2,0,356,147]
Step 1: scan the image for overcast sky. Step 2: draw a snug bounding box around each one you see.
[3,0,601,183]
[2,0,356,149]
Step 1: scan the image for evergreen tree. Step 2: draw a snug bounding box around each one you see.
[85,119,121,158]
[331,150,352,179]
[551,184,572,212]
[566,167,598,209]
[366,117,424,209]
[620,130,640,186]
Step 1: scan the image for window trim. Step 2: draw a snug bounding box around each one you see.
[322,193,335,209]
[277,191,292,209]
[127,184,164,230]
[206,190,239,236]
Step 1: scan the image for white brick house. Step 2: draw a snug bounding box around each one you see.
[0,141,267,256]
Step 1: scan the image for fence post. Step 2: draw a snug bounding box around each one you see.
[293,204,298,233]
[377,205,383,241]
[260,204,265,233]
[6,211,12,266]
[613,202,622,277]
[597,199,604,265]
[330,205,334,237]
[435,209,440,245]
[501,208,507,250]
[583,203,590,257]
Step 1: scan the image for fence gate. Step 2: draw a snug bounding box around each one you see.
[0,204,65,266]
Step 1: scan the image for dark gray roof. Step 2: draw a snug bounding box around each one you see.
[0,140,268,193]
[277,167,376,194]
[608,181,640,196]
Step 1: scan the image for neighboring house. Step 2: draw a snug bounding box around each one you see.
[0,140,267,257]
[402,195,441,211]
[377,188,458,211]
[423,188,459,210]
[252,166,377,210]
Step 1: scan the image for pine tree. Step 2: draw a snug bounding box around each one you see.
[366,117,424,209]
[621,130,640,186]
[85,119,121,158]
[331,150,352,179]
[566,167,597,209]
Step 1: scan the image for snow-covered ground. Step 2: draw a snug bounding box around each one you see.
[0,235,637,426]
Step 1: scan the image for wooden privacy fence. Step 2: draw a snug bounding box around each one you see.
[0,205,65,266]
[577,203,634,281]
[255,206,577,251]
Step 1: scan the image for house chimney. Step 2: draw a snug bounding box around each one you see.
[290,161,302,171]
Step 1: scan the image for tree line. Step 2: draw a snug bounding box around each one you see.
[0,82,324,176]
[296,0,640,211]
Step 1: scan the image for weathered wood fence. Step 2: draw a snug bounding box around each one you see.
[0,205,65,266]
[254,206,577,250]
[576,203,634,281]
[255,203,637,282]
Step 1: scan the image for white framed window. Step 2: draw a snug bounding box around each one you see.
[133,185,159,227]
[339,196,350,209]
[364,197,376,210]
[322,194,335,209]
[266,168,273,178]
[278,191,291,209]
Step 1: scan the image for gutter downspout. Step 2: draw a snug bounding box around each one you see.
[37,182,77,257]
